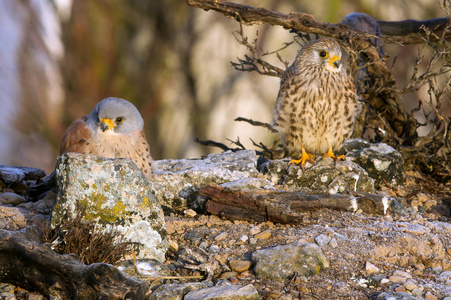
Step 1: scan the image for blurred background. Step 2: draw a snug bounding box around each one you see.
[0,0,449,174]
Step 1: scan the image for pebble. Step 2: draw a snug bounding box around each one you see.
[394,285,406,292]
[388,276,406,283]
[254,230,271,239]
[215,232,229,241]
[250,226,261,235]
[184,230,202,242]
[219,271,238,279]
[411,287,423,297]
[314,234,330,247]
[184,209,197,218]
[208,244,220,253]
[403,280,417,291]
[365,262,380,275]
[26,293,45,300]
[329,238,338,248]
[229,259,251,273]
[424,291,438,300]
[0,192,26,206]
[169,239,179,252]
[239,235,249,243]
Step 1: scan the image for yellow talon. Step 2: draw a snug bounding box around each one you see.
[322,146,345,161]
[290,146,314,166]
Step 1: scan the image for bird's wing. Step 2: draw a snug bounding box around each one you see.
[273,63,300,127]
[59,116,92,155]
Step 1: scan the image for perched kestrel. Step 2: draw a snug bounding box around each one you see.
[60,97,153,180]
[273,37,361,165]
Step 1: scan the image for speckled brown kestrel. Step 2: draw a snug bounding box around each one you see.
[273,37,361,165]
[60,97,153,180]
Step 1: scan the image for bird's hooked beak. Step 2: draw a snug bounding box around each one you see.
[101,118,115,132]
[329,56,341,69]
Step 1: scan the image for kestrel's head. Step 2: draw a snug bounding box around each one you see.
[86,97,144,135]
[295,37,343,72]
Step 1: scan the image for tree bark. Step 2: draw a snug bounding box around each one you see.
[199,185,392,223]
[0,228,148,299]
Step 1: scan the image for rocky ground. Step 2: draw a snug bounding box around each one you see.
[0,144,451,300]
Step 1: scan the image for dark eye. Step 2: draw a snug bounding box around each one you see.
[115,117,123,124]
[319,51,328,58]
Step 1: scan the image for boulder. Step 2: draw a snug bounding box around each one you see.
[344,139,406,188]
[152,150,259,210]
[53,153,168,262]
[252,242,329,281]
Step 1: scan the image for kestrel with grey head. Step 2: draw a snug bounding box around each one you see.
[60,97,154,180]
[273,37,361,165]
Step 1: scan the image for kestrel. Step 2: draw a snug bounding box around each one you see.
[60,97,153,180]
[273,37,361,165]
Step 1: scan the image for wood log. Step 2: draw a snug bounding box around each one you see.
[199,185,392,223]
[0,227,148,299]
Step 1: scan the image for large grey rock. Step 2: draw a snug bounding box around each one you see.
[148,281,213,300]
[252,242,329,281]
[0,165,46,182]
[152,150,259,210]
[262,158,374,194]
[184,284,261,300]
[344,139,406,188]
[53,153,168,262]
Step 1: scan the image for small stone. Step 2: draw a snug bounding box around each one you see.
[236,270,252,279]
[209,244,220,253]
[184,284,260,300]
[314,234,331,247]
[27,293,45,300]
[0,292,16,300]
[388,276,406,283]
[169,239,179,252]
[411,287,423,297]
[424,292,438,300]
[403,280,417,291]
[392,270,412,279]
[185,230,203,242]
[215,232,229,241]
[0,193,26,206]
[431,266,442,275]
[380,278,390,285]
[229,259,251,273]
[225,239,235,247]
[394,286,406,292]
[219,271,238,279]
[184,209,197,218]
[329,238,338,248]
[250,226,261,235]
[249,238,257,245]
[254,230,271,239]
[239,235,249,243]
[365,262,380,275]
[333,232,348,241]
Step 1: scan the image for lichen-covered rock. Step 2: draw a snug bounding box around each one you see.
[152,150,259,210]
[148,281,214,300]
[184,284,261,300]
[53,153,168,262]
[343,139,406,188]
[262,158,374,194]
[252,242,329,281]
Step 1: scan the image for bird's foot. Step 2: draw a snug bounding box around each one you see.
[290,146,314,166]
[322,146,345,161]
